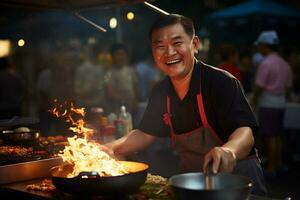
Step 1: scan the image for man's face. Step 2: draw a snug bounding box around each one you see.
[151,23,199,80]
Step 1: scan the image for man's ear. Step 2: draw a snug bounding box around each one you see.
[192,36,200,54]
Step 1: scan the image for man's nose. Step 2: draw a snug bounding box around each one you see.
[166,45,176,56]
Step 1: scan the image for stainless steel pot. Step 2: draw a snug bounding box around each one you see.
[169,172,253,200]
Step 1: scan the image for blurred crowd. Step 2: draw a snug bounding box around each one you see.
[0,40,163,135]
[1,30,300,180]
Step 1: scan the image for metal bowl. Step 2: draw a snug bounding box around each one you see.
[169,172,253,200]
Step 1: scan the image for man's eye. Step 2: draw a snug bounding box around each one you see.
[156,45,165,49]
[174,41,182,46]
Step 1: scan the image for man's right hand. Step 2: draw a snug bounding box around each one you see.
[99,144,116,158]
[101,129,156,160]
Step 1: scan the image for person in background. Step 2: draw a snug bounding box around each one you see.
[0,57,26,119]
[252,52,265,70]
[239,52,254,95]
[36,47,77,135]
[134,53,162,127]
[36,58,53,135]
[218,43,242,82]
[105,14,266,195]
[285,47,300,101]
[104,43,138,115]
[251,30,293,178]
[74,44,105,114]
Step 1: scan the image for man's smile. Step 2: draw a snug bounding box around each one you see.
[165,59,182,66]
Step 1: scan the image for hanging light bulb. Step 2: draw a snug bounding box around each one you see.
[109,17,117,29]
[18,39,25,47]
[127,12,135,20]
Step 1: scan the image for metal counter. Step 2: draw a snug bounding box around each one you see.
[0,157,62,185]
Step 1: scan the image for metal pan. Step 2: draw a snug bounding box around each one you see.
[51,161,149,195]
[169,172,253,200]
[0,129,40,145]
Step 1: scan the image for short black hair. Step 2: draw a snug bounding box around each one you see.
[110,43,128,56]
[149,14,195,40]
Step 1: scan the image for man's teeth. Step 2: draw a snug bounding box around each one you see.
[166,59,180,65]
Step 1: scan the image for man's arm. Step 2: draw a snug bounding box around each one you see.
[105,129,157,157]
[203,127,254,173]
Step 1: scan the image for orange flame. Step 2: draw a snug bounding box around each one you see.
[49,101,128,178]
[49,101,93,140]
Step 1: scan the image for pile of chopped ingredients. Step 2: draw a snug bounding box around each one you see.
[131,173,174,200]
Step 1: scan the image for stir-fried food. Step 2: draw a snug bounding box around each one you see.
[134,173,174,200]
[0,145,51,165]
[26,179,55,192]
[0,146,32,156]
[146,173,168,185]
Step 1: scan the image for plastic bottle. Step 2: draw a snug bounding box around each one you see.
[99,116,108,128]
[118,105,133,136]
[99,117,116,143]
[114,119,124,139]
[88,107,104,137]
[107,113,117,125]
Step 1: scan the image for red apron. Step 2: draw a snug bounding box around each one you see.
[162,69,267,195]
[164,94,223,171]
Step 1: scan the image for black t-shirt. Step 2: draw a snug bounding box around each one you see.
[138,61,258,142]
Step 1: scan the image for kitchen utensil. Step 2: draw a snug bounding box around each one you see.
[169,172,253,200]
[51,161,149,195]
[0,129,40,145]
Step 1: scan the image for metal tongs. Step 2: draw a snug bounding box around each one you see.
[204,161,215,190]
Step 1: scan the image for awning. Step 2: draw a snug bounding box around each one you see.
[0,0,146,10]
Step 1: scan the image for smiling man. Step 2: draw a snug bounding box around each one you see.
[106,14,266,195]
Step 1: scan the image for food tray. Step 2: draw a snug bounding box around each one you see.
[0,157,62,185]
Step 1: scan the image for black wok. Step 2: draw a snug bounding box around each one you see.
[51,161,149,195]
[169,172,253,200]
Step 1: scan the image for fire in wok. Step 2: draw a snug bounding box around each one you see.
[48,102,149,195]
[51,161,149,195]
